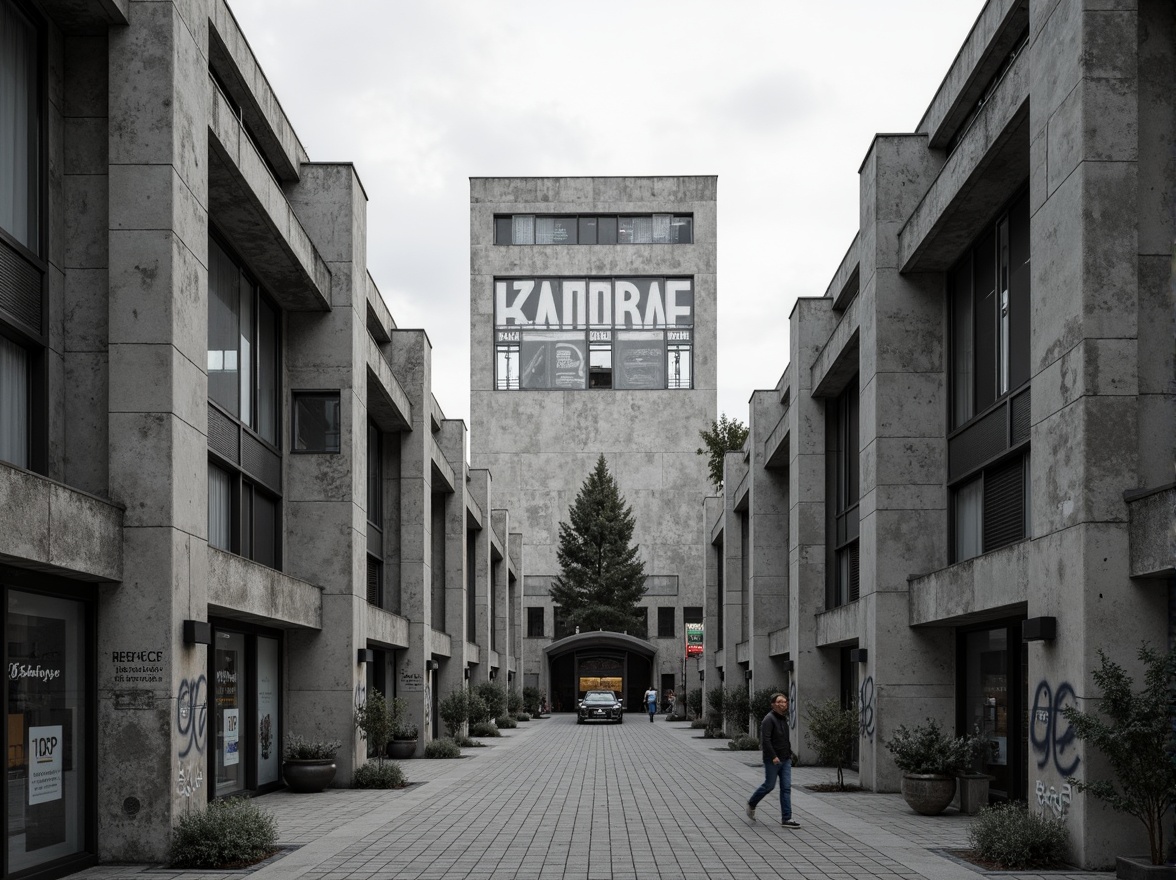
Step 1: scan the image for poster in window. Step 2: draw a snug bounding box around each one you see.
[614,332,665,389]
[224,709,239,766]
[256,636,280,785]
[27,725,62,805]
[519,333,585,389]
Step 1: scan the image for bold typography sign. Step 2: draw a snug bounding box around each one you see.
[685,622,704,657]
[495,277,693,329]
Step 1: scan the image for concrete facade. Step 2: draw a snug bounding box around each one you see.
[0,1,522,875]
[706,0,1175,869]
[470,177,717,709]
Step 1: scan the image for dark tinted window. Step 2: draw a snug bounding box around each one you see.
[598,216,618,244]
[495,216,512,244]
[578,217,597,244]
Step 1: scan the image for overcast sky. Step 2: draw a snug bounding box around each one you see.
[227,0,983,430]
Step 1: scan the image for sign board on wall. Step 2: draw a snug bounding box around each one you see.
[685,623,704,657]
[28,726,62,805]
[495,278,694,329]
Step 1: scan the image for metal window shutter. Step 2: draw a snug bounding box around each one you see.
[366,556,381,606]
[983,457,1024,551]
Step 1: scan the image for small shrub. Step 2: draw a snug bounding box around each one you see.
[522,685,542,714]
[284,734,341,760]
[470,721,500,737]
[728,734,760,751]
[666,713,687,722]
[169,797,277,869]
[687,687,703,718]
[507,688,523,714]
[706,685,725,719]
[439,690,469,738]
[885,718,982,776]
[724,687,750,735]
[352,761,406,789]
[750,686,786,724]
[495,715,518,729]
[703,726,726,739]
[515,712,531,722]
[425,738,462,759]
[804,698,859,790]
[467,693,490,725]
[473,682,506,720]
[690,719,708,729]
[354,691,395,760]
[456,734,483,748]
[967,802,1069,869]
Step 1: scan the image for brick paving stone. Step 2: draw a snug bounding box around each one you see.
[62,715,1114,880]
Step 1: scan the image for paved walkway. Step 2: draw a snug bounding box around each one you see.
[69,714,1113,879]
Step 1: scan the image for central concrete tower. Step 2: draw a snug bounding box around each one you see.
[469,177,717,708]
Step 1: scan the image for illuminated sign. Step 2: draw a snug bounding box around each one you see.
[495,277,693,329]
[685,622,704,657]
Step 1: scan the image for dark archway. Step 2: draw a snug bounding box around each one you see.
[544,631,657,713]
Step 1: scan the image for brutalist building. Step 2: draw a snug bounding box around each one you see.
[470,178,717,711]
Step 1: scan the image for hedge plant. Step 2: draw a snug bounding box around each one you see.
[168,798,277,869]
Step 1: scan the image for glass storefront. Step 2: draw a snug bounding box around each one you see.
[210,623,282,797]
[959,620,1027,800]
[6,589,91,875]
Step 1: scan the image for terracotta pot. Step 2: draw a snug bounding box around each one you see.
[387,738,416,760]
[901,773,957,815]
[282,758,337,793]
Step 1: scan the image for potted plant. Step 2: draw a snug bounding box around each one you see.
[885,718,981,815]
[388,695,419,759]
[355,690,397,764]
[1060,643,1176,875]
[957,726,996,815]
[282,734,341,793]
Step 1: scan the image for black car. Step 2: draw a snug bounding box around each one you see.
[577,690,623,724]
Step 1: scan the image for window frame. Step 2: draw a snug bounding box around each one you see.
[492,213,693,246]
[291,390,341,454]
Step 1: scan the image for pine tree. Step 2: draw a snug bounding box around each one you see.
[550,455,646,634]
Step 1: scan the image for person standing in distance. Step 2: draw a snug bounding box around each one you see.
[745,692,800,828]
[644,685,658,722]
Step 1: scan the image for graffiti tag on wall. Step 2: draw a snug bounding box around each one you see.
[176,675,207,758]
[859,676,875,741]
[1035,779,1073,818]
[1029,680,1080,775]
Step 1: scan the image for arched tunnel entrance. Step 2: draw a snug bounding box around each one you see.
[544,631,657,713]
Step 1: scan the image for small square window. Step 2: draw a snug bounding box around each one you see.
[293,392,341,452]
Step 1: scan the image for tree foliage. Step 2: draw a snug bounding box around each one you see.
[696,413,749,491]
[550,455,647,633]
[804,698,859,789]
[1061,643,1176,866]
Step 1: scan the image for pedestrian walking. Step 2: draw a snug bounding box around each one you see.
[644,685,658,722]
[745,692,800,828]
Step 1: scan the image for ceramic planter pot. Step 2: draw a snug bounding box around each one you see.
[387,738,416,760]
[901,773,957,815]
[282,758,337,793]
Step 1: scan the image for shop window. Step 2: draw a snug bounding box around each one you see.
[210,624,282,797]
[657,607,674,638]
[6,589,90,874]
[527,607,544,638]
[292,391,340,453]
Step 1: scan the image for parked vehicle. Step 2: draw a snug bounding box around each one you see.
[577,691,623,724]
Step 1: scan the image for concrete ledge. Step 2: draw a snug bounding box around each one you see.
[364,605,410,650]
[208,85,331,312]
[768,627,789,657]
[908,540,1031,626]
[764,403,790,469]
[429,435,457,494]
[430,630,453,659]
[366,336,412,433]
[811,296,860,398]
[825,233,860,311]
[1126,484,1176,577]
[816,601,862,648]
[208,547,322,630]
[0,464,122,582]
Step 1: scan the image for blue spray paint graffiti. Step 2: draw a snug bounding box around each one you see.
[1029,680,1080,775]
[355,681,368,710]
[788,680,797,729]
[176,674,207,758]
[859,676,876,741]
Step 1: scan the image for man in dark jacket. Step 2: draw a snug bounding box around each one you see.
[745,692,800,827]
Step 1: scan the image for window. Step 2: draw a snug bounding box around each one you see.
[0,0,41,254]
[207,237,282,568]
[292,392,340,453]
[657,607,674,639]
[953,453,1029,563]
[0,334,29,466]
[827,377,860,607]
[494,214,692,245]
[208,238,279,445]
[367,422,383,607]
[949,191,1029,430]
[527,607,544,638]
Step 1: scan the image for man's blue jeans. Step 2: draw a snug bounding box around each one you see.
[748,759,791,820]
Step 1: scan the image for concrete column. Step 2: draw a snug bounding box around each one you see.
[101,0,209,859]
[746,389,788,684]
[786,298,839,763]
[856,134,950,791]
